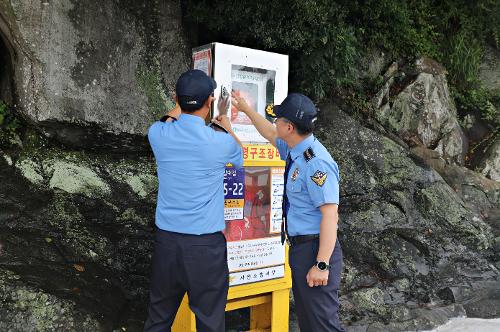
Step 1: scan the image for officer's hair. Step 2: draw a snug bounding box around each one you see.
[180,106,200,113]
[180,103,203,113]
[179,97,209,113]
[292,122,314,136]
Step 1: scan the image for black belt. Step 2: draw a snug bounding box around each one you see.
[287,234,319,247]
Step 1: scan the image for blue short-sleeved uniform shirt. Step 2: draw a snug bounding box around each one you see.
[148,114,243,235]
[276,135,340,236]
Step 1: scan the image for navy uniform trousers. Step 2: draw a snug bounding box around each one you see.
[144,228,228,332]
[290,238,345,332]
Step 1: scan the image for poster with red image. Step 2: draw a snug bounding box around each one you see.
[223,166,285,286]
[231,81,258,125]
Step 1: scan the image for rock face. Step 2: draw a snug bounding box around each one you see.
[372,58,467,165]
[477,136,500,182]
[316,104,499,331]
[0,0,189,150]
[409,145,500,216]
[0,133,158,330]
[479,45,500,93]
[2,106,498,331]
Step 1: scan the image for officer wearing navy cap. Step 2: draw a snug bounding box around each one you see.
[144,69,243,332]
[232,92,345,332]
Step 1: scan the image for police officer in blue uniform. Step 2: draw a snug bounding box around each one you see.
[232,92,345,332]
[144,69,243,332]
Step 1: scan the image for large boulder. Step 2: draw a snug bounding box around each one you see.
[316,103,499,331]
[0,0,189,150]
[372,58,467,165]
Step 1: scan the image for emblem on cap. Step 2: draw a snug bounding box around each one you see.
[310,170,327,187]
[265,103,276,117]
[291,168,299,181]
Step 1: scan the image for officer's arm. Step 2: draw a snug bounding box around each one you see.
[214,117,244,168]
[306,159,341,264]
[317,204,339,263]
[231,92,278,147]
[215,114,243,148]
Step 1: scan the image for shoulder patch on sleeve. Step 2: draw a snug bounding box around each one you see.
[303,147,315,162]
[310,170,327,186]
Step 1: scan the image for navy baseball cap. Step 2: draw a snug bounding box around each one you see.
[176,69,217,111]
[266,93,318,130]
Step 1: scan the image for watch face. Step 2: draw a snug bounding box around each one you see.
[317,261,327,270]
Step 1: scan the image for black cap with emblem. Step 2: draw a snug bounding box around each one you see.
[265,93,318,131]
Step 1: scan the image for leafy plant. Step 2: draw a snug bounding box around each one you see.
[446,34,483,91]
[0,100,21,147]
[453,87,500,127]
[182,0,500,128]
[184,0,359,99]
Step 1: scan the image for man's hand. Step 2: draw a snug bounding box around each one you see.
[217,94,230,116]
[306,265,329,287]
[231,91,252,114]
[213,115,232,132]
[211,114,243,148]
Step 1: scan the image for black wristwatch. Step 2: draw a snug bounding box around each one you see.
[315,261,330,271]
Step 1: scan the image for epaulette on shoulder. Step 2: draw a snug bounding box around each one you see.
[159,115,177,122]
[303,147,315,162]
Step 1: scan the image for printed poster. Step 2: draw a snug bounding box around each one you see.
[224,167,245,220]
[223,166,286,286]
[229,65,276,143]
[270,167,285,234]
[192,48,212,76]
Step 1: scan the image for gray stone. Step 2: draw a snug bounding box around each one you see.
[479,45,500,92]
[410,145,500,214]
[354,49,390,84]
[317,103,499,328]
[0,0,189,150]
[0,269,103,332]
[372,58,467,165]
[0,145,156,330]
[15,157,44,186]
[477,137,500,181]
[47,161,111,198]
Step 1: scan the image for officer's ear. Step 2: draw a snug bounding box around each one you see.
[203,97,210,108]
[203,96,215,108]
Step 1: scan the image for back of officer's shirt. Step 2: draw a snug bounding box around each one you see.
[148,114,243,235]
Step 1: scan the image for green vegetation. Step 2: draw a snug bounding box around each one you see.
[184,0,500,124]
[185,0,358,99]
[454,87,500,127]
[0,100,21,147]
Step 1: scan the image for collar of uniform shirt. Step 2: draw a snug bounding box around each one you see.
[177,113,206,126]
[289,134,315,161]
